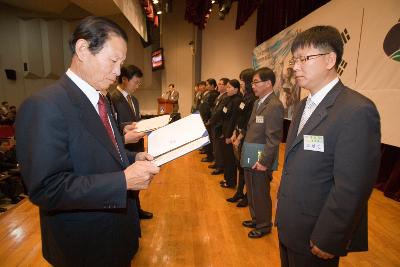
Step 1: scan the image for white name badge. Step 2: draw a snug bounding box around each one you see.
[239,102,245,110]
[304,135,324,152]
[223,107,228,113]
[256,116,264,123]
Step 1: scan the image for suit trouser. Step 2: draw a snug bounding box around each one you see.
[222,142,237,186]
[204,125,214,160]
[234,140,245,195]
[213,135,225,169]
[244,168,272,230]
[279,241,339,267]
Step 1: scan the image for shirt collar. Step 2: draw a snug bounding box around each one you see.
[117,85,129,98]
[308,77,339,106]
[66,69,99,110]
[258,91,273,105]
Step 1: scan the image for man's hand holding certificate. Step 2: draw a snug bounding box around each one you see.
[147,113,210,166]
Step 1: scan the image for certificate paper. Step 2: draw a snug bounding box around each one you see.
[134,115,170,132]
[148,113,210,166]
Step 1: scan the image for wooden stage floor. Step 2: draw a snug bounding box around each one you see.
[0,144,399,266]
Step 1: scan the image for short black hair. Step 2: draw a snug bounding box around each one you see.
[220,78,229,85]
[69,16,128,55]
[291,25,343,68]
[228,79,240,90]
[198,81,207,87]
[168,83,175,88]
[206,78,217,88]
[118,65,143,83]
[254,67,276,86]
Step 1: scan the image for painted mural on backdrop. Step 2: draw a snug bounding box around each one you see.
[252,28,301,120]
[383,20,400,62]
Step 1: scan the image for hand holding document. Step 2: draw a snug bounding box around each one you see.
[147,113,210,166]
[134,115,171,133]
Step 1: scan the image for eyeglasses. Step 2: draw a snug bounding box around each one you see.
[251,80,265,85]
[288,53,329,66]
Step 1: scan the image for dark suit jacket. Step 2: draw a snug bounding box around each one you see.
[237,92,257,135]
[163,90,179,113]
[244,92,284,168]
[208,92,229,137]
[16,75,140,267]
[109,88,144,152]
[276,81,381,256]
[199,90,219,123]
[221,93,243,138]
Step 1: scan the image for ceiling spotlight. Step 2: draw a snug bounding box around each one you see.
[211,0,216,3]
[153,0,159,4]
[157,10,162,15]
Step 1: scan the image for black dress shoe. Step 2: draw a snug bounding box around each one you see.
[208,164,217,169]
[212,169,224,175]
[220,182,235,188]
[236,196,248,207]
[138,209,153,219]
[242,220,256,228]
[248,229,271,238]
[226,194,244,203]
[201,157,213,162]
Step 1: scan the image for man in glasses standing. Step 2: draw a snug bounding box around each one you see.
[276,26,381,266]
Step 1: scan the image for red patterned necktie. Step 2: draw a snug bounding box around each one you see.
[98,94,118,150]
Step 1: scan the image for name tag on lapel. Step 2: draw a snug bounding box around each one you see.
[239,102,245,110]
[304,135,324,152]
[256,116,264,124]
[223,107,228,113]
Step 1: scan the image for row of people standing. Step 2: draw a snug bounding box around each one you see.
[195,25,381,267]
[194,68,283,240]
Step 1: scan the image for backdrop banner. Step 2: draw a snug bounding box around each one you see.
[252,0,400,147]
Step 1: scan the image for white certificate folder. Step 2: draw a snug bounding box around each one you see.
[148,113,210,166]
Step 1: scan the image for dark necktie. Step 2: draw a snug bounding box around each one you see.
[126,94,136,117]
[98,94,118,150]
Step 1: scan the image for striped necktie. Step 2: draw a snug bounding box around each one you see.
[126,94,136,117]
[297,97,317,135]
[98,94,118,150]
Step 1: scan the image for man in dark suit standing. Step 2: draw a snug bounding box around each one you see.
[241,67,284,238]
[276,26,381,267]
[206,78,229,175]
[16,16,159,267]
[162,83,179,113]
[109,64,153,219]
[199,79,219,163]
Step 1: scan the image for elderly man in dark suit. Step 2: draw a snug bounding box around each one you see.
[109,64,153,220]
[276,26,381,267]
[242,67,284,238]
[16,16,159,267]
